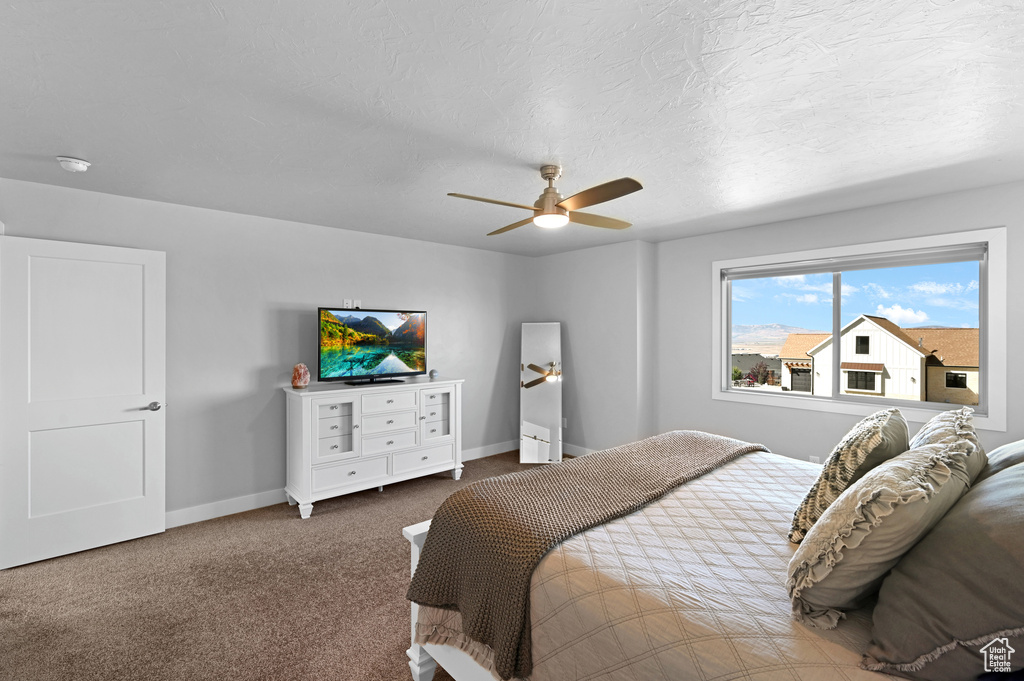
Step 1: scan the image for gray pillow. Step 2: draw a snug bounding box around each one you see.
[789,408,909,543]
[862,462,1024,680]
[909,406,986,482]
[974,438,1024,484]
[787,443,970,630]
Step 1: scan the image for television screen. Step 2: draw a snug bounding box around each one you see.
[318,308,426,383]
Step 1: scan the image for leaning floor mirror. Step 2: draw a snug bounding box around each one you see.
[520,322,562,464]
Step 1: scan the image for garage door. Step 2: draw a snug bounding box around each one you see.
[791,369,812,392]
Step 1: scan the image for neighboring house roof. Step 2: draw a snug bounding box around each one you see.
[862,315,922,350]
[779,333,830,360]
[911,327,980,367]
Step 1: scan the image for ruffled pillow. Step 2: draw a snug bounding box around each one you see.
[909,406,986,482]
[787,442,970,629]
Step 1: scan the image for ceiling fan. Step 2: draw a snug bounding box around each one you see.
[522,362,561,389]
[449,165,642,236]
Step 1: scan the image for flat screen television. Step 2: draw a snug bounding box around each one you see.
[318,308,426,384]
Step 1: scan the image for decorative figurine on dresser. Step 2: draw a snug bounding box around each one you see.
[284,377,463,518]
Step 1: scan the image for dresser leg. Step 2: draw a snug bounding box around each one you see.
[298,502,313,519]
[451,465,463,481]
[378,485,383,492]
[285,492,297,506]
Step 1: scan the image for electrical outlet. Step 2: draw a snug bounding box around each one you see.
[809,456,821,464]
[562,417,567,428]
[343,299,352,309]
[354,299,361,309]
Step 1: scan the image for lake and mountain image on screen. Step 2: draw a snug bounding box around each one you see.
[320,310,425,378]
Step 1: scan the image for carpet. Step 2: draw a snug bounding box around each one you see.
[0,452,530,681]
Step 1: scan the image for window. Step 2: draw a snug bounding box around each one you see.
[946,372,968,389]
[848,371,876,391]
[713,228,1007,431]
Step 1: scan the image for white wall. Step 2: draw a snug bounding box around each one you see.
[533,240,658,452]
[0,178,536,515]
[655,181,1024,460]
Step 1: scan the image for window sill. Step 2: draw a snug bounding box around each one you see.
[712,387,1004,432]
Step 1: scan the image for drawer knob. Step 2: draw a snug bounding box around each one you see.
[419,416,426,420]
[430,429,437,434]
[331,425,339,430]
[353,424,359,429]
[421,455,428,461]
[330,405,339,410]
[348,470,356,476]
[430,411,436,416]
[331,445,339,450]
[429,395,437,400]
[387,419,394,424]
[387,399,394,404]
[387,440,394,445]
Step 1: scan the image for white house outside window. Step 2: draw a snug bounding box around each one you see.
[712,229,1007,431]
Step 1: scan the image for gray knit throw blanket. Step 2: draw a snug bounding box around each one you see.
[406,430,770,680]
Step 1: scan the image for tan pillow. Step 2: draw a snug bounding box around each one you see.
[788,408,908,543]
[787,442,970,629]
[862,461,1024,680]
[909,406,986,482]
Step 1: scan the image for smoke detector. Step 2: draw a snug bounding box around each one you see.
[57,156,90,173]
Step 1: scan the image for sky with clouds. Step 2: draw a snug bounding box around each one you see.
[731,261,980,331]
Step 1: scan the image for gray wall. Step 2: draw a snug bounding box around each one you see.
[3,176,1021,516]
[533,241,658,451]
[655,181,1024,460]
[0,178,536,513]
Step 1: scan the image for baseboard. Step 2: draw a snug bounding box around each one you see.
[563,442,595,457]
[166,441,518,528]
[462,440,517,461]
[165,488,287,529]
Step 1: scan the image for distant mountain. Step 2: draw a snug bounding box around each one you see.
[732,323,827,347]
[391,314,425,345]
[345,315,391,337]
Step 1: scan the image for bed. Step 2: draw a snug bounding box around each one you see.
[403,443,897,681]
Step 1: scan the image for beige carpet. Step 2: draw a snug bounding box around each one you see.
[0,452,531,681]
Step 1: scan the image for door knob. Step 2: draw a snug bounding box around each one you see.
[142,401,165,411]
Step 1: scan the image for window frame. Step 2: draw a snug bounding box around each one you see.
[855,336,870,354]
[846,370,877,392]
[712,228,1007,431]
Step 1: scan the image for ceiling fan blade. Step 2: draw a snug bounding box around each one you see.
[448,193,537,212]
[526,363,549,375]
[569,212,631,230]
[487,217,533,236]
[523,376,547,389]
[556,178,642,211]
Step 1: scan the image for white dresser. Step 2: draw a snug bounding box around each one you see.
[284,377,463,518]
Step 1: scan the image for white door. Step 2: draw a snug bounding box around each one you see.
[0,236,166,569]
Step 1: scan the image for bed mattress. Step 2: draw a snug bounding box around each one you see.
[417,450,899,680]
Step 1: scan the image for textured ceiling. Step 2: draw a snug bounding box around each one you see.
[2,0,1023,257]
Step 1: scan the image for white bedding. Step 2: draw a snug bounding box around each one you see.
[417,450,899,680]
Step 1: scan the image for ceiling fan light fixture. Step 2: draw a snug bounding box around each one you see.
[545,373,558,382]
[533,212,569,229]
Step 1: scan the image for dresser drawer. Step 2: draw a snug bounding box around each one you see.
[312,456,388,492]
[317,402,353,419]
[318,414,353,438]
[394,444,454,475]
[422,421,451,440]
[422,404,449,424]
[362,410,417,435]
[362,391,417,414]
[363,429,418,456]
[317,434,356,460]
